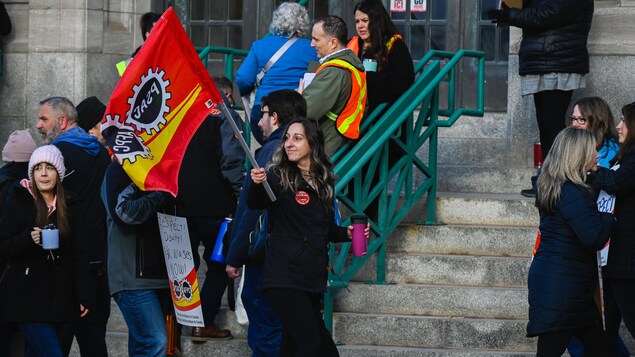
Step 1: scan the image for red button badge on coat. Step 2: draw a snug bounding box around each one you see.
[295,190,310,205]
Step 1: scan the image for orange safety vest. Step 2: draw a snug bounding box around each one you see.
[315,58,367,140]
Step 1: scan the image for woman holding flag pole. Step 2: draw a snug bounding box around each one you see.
[529,127,614,356]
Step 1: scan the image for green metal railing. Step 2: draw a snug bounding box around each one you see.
[196,46,248,83]
[323,49,485,331]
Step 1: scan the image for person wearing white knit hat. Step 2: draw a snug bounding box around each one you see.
[35,96,110,356]
[0,144,93,356]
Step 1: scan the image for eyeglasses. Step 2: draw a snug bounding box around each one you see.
[569,116,587,125]
[261,111,270,116]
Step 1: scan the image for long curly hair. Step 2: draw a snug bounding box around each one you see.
[354,0,397,63]
[270,2,310,38]
[268,118,336,211]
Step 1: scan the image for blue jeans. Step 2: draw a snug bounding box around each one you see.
[113,289,167,357]
[242,264,282,357]
[187,217,229,326]
[18,323,64,357]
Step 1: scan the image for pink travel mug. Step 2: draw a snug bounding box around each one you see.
[351,214,368,257]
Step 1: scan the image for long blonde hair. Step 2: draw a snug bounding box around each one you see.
[536,127,597,213]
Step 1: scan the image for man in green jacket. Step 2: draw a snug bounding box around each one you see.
[303,15,367,157]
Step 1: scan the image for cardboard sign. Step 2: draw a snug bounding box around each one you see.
[596,163,619,266]
[158,213,205,327]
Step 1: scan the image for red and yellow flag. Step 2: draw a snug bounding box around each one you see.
[102,7,223,196]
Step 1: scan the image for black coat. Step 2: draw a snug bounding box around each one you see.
[247,171,348,293]
[528,182,614,336]
[508,0,593,76]
[589,148,635,280]
[0,183,92,323]
[55,141,110,265]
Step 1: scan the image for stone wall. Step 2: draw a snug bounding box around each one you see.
[0,0,152,149]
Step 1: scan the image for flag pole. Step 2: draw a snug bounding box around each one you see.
[219,102,276,202]
[597,252,606,330]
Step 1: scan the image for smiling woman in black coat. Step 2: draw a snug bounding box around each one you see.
[529,127,614,356]
[249,118,369,357]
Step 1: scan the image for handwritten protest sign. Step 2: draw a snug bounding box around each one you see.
[158,213,204,327]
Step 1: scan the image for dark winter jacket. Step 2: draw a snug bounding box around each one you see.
[175,110,245,218]
[226,127,284,267]
[248,170,349,293]
[101,162,170,295]
[508,0,594,76]
[53,128,111,266]
[0,161,28,218]
[527,182,614,336]
[0,183,92,323]
[589,148,635,279]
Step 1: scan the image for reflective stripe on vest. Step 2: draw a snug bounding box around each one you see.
[315,58,367,140]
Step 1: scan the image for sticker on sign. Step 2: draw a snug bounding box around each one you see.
[390,0,427,12]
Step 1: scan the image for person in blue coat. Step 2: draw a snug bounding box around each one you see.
[235,2,318,145]
[529,127,615,356]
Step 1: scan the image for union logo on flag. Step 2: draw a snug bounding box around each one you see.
[102,7,224,196]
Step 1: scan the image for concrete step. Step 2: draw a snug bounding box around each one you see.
[388,224,536,257]
[338,345,535,357]
[353,253,530,288]
[436,165,535,195]
[333,313,534,352]
[106,298,248,338]
[435,192,538,227]
[334,283,527,320]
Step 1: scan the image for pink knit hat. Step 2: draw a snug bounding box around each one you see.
[28,145,66,182]
[2,130,37,163]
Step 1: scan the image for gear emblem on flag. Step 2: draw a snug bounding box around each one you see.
[126,67,172,134]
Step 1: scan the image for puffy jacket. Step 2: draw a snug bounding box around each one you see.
[527,182,614,336]
[508,0,593,75]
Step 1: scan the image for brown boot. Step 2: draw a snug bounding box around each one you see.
[191,325,232,343]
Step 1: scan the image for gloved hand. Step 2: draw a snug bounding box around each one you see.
[487,3,510,26]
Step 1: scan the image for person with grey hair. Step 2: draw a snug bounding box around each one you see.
[35,96,111,356]
[235,2,318,145]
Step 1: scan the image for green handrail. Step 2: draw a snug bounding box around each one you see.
[323,49,485,333]
[196,46,249,83]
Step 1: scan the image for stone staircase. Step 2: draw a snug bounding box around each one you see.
[72,193,540,356]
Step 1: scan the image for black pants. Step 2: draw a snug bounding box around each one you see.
[603,278,635,355]
[264,288,339,357]
[64,268,110,357]
[533,90,573,160]
[187,217,228,326]
[537,324,603,357]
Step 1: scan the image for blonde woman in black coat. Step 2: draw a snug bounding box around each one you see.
[530,127,614,356]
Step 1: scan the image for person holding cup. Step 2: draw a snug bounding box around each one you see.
[347,0,415,113]
[0,145,92,356]
[248,118,369,356]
